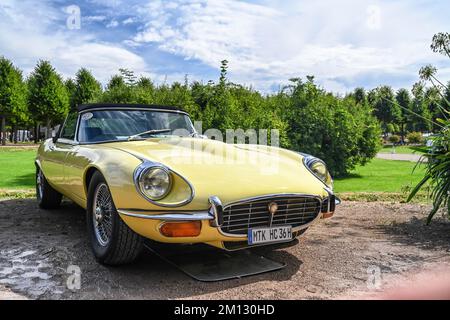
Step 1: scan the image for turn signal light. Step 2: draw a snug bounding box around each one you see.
[160,221,202,237]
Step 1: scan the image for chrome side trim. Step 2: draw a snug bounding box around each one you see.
[133,160,195,208]
[118,209,212,221]
[218,193,323,238]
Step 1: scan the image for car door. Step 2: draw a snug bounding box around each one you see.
[39,113,76,189]
[61,112,89,203]
[45,112,80,195]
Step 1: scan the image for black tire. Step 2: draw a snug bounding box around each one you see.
[86,171,143,265]
[36,167,62,209]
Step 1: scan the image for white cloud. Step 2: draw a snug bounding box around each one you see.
[1,0,449,93]
[0,0,149,84]
[122,17,135,25]
[131,0,450,92]
[84,15,107,23]
[106,19,119,28]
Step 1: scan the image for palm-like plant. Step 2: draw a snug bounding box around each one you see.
[408,116,450,223]
[408,33,450,223]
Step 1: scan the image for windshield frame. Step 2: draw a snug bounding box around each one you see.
[63,107,195,145]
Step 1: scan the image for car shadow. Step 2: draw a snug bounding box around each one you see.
[0,198,303,299]
[373,214,450,252]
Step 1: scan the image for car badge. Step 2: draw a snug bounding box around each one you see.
[268,202,278,215]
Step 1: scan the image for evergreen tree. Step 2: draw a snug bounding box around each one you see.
[0,57,27,145]
[27,60,69,139]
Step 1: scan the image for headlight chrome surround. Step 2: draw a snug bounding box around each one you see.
[303,155,333,187]
[133,160,195,207]
[137,166,172,200]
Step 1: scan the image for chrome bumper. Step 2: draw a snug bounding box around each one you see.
[118,191,341,224]
[118,209,213,221]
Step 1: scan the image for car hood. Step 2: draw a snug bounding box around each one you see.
[106,137,326,202]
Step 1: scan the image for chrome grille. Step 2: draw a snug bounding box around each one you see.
[220,195,321,235]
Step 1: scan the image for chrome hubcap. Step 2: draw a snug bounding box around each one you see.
[36,170,43,199]
[92,183,113,246]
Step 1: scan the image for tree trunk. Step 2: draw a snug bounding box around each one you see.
[1,116,6,146]
[400,123,405,144]
[10,125,16,143]
[34,124,39,144]
[46,119,51,139]
[13,126,18,144]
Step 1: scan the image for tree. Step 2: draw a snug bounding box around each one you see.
[395,88,412,142]
[0,57,27,145]
[119,68,137,86]
[65,78,76,111]
[102,74,132,103]
[368,86,401,134]
[410,82,432,132]
[430,32,450,58]
[425,86,444,132]
[388,135,400,144]
[406,131,423,144]
[72,68,102,108]
[219,60,228,86]
[353,87,367,105]
[28,60,69,139]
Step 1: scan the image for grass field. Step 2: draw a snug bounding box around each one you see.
[380,145,426,154]
[334,158,425,193]
[0,148,36,190]
[0,148,427,200]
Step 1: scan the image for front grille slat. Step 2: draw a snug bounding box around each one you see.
[223,205,319,217]
[220,195,321,235]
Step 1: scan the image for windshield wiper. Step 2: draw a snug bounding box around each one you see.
[127,129,171,141]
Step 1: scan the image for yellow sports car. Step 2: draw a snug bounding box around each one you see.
[36,103,340,265]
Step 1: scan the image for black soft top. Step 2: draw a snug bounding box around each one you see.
[77,103,184,113]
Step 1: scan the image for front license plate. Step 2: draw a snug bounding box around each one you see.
[248,225,292,245]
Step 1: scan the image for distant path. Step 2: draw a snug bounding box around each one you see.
[377,153,425,162]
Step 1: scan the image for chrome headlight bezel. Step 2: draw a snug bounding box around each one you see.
[136,165,173,201]
[302,155,333,187]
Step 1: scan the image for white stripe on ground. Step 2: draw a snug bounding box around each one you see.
[376,153,426,162]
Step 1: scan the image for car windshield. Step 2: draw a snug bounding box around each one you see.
[77,109,195,143]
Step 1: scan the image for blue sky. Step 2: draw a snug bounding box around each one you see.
[0,0,449,93]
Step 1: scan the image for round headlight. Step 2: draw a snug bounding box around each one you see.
[138,167,172,200]
[311,161,328,182]
[303,156,332,187]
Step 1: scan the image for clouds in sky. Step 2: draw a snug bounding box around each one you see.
[0,0,449,93]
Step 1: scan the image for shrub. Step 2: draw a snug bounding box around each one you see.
[408,118,449,223]
[388,135,400,144]
[406,131,423,144]
[280,79,382,177]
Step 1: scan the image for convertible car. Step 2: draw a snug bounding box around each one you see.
[36,103,340,265]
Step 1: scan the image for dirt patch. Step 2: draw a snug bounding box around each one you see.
[0,198,449,299]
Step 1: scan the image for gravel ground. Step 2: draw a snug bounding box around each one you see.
[0,198,449,300]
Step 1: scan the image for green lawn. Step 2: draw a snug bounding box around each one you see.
[380,145,426,154]
[334,158,425,193]
[0,148,36,190]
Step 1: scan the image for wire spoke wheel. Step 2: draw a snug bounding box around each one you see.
[92,183,114,246]
[36,169,44,199]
